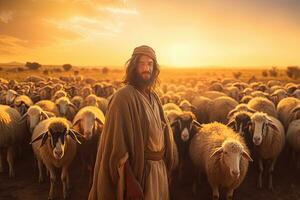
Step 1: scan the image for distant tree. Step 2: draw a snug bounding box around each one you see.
[286,66,300,79]
[262,70,268,77]
[25,62,41,70]
[62,64,72,71]
[102,67,109,74]
[233,71,242,79]
[74,70,79,76]
[269,66,278,77]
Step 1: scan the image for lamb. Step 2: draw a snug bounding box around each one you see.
[30,117,83,199]
[12,94,33,115]
[277,97,300,130]
[250,112,285,190]
[247,97,277,118]
[72,106,105,187]
[55,97,77,121]
[189,122,252,200]
[0,105,26,178]
[208,96,238,124]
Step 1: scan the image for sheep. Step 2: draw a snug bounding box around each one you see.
[163,102,182,113]
[179,99,195,112]
[0,105,26,178]
[292,89,300,99]
[52,90,68,102]
[240,95,252,104]
[19,105,55,133]
[247,97,277,118]
[277,97,300,130]
[30,117,83,199]
[12,95,33,116]
[202,91,227,100]
[5,89,18,105]
[191,96,212,124]
[71,96,83,110]
[55,97,77,121]
[72,106,105,187]
[36,100,60,116]
[189,122,252,200]
[286,119,300,168]
[250,112,285,190]
[208,96,238,124]
[170,112,201,187]
[38,86,53,100]
[224,86,240,101]
[227,104,256,119]
[269,89,288,106]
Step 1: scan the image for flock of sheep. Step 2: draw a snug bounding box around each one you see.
[0,74,300,200]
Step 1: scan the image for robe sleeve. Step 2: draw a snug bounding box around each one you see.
[89,91,134,200]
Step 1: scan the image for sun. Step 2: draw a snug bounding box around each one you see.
[167,43,196,67]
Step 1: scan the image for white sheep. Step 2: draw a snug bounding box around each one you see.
[189,122,252,200]
[12,94,33,115]
[0,105,26,178]
[250,112,285,190]
[30,117,83,199]
[191,96,213,124]
[5,89,18,105]
[247,97,277,118]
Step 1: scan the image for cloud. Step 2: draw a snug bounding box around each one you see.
[0,0,135,54]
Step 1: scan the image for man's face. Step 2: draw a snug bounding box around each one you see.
[136,55,154,82]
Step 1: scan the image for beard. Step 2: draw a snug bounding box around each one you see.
[135,71,153,88]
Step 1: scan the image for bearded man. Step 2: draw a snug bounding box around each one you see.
[88,45,175,200]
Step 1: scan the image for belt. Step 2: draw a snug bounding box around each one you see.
[145,148,165,161]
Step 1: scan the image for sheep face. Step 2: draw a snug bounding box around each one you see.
[14,100,28,116]
[250,113,275,146]
[73,112,103,139]
[49,127,66,160]
[211,140,252,179]
[6,90,18,105]
[227,112,251,136]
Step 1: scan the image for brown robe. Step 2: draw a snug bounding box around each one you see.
[88,85,175,200]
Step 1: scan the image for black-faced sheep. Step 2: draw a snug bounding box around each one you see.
[31,117,83,199]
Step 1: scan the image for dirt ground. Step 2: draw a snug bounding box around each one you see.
[1,149,300,200]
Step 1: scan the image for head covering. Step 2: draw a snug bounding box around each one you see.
[132,45,156,61]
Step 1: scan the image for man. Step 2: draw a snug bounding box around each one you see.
[88,45,175,200]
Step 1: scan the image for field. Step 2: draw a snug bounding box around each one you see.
[0,65,300,200]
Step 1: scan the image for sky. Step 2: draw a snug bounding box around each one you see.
[0,0,300,67]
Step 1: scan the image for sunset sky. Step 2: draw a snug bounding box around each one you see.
[0,0,299,67]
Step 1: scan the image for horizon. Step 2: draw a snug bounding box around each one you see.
[1,0,300,67]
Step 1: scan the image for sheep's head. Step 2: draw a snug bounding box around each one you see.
[14,97,29,116]
[171,112,201,142]
[250,112,280,146]
[227,111,252,136]
[210,139,252,179]
[19,106,49,132]
[84,95,98,107]
[73,110,104,139]
[56,97,77,116]
[6,90,18,105]
[30,118,84,159]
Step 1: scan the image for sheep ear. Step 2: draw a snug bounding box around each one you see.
[30,131,48,146]
[192,120,202,129]
[68,129,84,144]
[242,150,253,162]
[72,118,82,127]
[68,103,77,110]
[267,121,280,133]
[227,109,237,119]
[40,111,49,120]
[210,147,223,158]
[95,117,105,126]
[18,112,28,124]
[226,120,236,129]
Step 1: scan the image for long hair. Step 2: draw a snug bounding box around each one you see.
[123,54,160,90]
